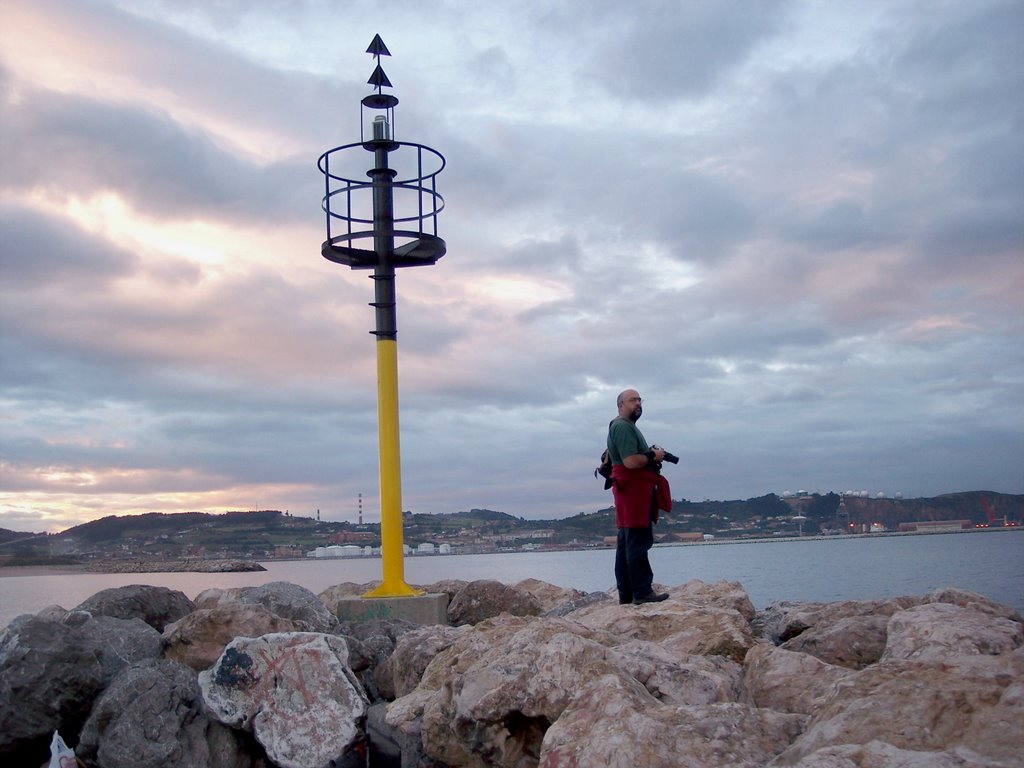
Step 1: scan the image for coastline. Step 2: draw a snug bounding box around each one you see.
[2,527,1018,577]
[2,532,1021,629]
[658,525,1022,547]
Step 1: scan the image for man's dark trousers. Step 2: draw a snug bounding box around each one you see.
[615,526,654,603]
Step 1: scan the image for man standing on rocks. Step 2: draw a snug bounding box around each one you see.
[607,389,672,605]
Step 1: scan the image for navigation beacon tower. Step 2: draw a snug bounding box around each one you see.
[318,36,446,597]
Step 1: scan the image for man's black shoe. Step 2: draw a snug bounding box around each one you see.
[632,592,669,604]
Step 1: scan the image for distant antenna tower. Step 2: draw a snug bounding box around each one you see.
[359,493,363,526]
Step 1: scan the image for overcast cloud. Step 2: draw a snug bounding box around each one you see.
[1,0,1022,532]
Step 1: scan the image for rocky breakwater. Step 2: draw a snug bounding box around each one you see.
[0,579,1020,768]
[84,558,267,573]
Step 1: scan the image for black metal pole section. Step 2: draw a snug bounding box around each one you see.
[370,140,398,341]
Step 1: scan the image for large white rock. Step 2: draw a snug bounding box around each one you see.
[375,623,472,699]
[388,611,760,767]
[671,579,758,621]
[608,638,744,706]
[513,578,586,613]
[447,579,542,625]
[317,582,378,615]
[743,643,853,715]
[567,595,755,662]
[419,620,622,766]
[163,603,301,671]
[881,602,1024,662]
[539,672,806,768]
[781,614,890,669]
[199,632,368,768]
[774,652,1024,765]
[925,587,1023,621]
[783,739,980,767]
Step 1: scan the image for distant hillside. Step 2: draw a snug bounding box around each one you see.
[784,491,1024,531]
[61,510,292,545]
[1,491,1019,563]
[456,509,522,523]
[0,528,39,545]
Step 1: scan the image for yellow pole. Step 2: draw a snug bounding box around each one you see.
[363,338,422,597]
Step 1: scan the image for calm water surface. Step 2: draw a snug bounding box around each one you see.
[1,530,1021,629]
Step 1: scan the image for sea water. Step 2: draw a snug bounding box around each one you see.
[1,530,1021,629]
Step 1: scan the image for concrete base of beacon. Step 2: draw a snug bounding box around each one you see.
[333,593,449,625]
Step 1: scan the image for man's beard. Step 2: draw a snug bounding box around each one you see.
[629,407,642,422]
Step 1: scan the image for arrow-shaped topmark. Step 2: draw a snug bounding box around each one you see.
[366,34,391,58]
[367,64,392,89]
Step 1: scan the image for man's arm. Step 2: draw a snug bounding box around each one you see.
[623,446,665,469]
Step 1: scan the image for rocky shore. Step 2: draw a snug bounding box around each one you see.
[81,558,267,573]
[1,578,1021,767]
[0,558,267,576]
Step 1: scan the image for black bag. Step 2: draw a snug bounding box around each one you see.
[594,450,613,490]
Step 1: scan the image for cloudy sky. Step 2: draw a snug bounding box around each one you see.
[1,0,1022,533]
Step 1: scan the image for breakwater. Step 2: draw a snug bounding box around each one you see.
[1,577,1021,767]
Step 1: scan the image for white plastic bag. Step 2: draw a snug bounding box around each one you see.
[49,730,79,768]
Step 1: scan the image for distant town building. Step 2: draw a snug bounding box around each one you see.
[898,520,972,533]
[310,544,364,558]
[673,532,706,543]
[493,530,556,544]
[328,531,376,544]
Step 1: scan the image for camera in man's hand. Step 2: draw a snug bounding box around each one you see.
[652,445,679,464]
